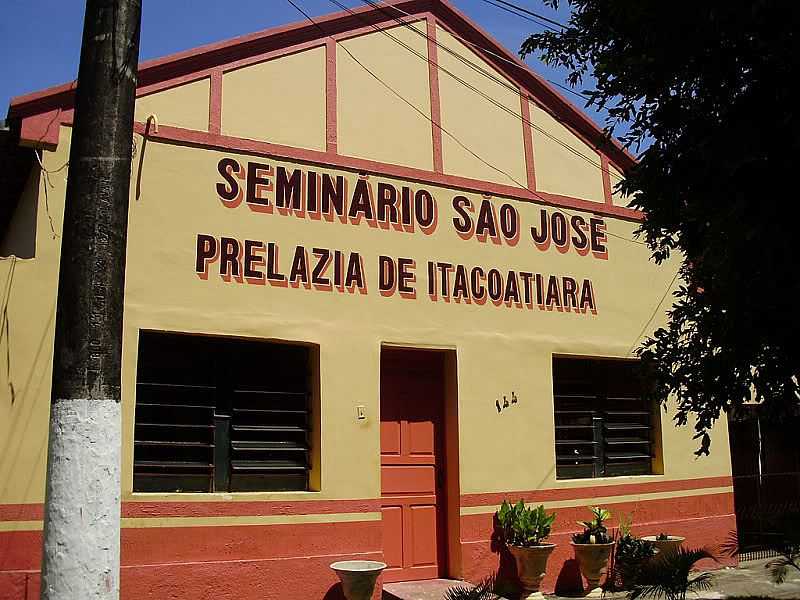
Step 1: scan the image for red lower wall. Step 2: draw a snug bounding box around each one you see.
[0,520,383,600]
[0,488,736,599]
[460,492,737,595]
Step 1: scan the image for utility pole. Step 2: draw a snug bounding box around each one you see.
[40,1,141,599]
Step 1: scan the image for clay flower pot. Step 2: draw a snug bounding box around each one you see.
[571,541,614,598]
[330,560,387,600]
[509,544,556,599]
[642,535,685,555]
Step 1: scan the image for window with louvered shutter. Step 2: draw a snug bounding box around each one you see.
[553,357,659,480]
[133,331,312,493]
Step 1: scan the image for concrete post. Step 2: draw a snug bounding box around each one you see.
[40,1,141,598]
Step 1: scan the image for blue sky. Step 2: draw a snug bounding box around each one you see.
[1,1,602,127]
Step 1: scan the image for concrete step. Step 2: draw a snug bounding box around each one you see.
[383,579,509,600]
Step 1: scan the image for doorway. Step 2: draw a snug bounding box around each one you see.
[380,347,456,583]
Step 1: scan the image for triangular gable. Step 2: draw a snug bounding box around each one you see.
[7,0,637,219]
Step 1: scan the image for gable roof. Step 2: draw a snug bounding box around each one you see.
[7,0,634,171]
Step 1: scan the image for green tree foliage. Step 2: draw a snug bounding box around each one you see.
[521,1,800,454]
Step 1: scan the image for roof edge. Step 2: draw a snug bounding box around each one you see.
[7,0,635,169]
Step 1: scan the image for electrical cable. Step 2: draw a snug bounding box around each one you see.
[344,0,621,183]
[477,0,562,32]
[478,0,568,30]
[626,267,681,355]
[33,150,63,239]
[285,0,645,247]
[372,0,591,102]
[287,0,679,350]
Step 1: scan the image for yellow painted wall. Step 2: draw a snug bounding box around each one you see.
[222,46,327,151]
[437,26,527,188]
[0,125,732,508]
[134,78,210,132]
[0,131,68,504]
[337,23,433,171]
[530,100,606,202]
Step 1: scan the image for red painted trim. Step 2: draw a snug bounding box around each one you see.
[325,39,338,154]
[330,13,425,43]
[132,121,642,221]
[520,93,536,191]
[0,498,381,522]
[7,1,430,118]
[7,0,634,172]
[137,71,211,99]
[461,491,734,540]
[0,504,43,522]
[122,498,381,518]
[18,109,62,148]
[426,15,444,174]
[460,475,733,508]
[209,69,222,135]
[220,39,326,75]
[601,154,613,205]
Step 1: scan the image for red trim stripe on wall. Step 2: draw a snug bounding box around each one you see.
[0,477,730,522]
[459,475,733,508]
[520,93,536,191]
[601,154,613,205]
[426,15,444,173]
[0,498,382,522]
[209,69,223,135]
[325,38,338,154]
[130,121,642,221]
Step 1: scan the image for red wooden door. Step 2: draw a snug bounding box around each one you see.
[380,349,445,583]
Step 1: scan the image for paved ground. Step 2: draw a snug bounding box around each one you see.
[694,558,800,599]
[382,559,800,599]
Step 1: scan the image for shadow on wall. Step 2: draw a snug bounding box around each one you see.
[553,559,582,596]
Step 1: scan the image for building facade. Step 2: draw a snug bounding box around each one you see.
[0,1,735,598]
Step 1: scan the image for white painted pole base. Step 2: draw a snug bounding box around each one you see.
[40,399,121,600]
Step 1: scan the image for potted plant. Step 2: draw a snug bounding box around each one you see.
[571,506,615,597]
[329,560,387,600]
[606,516,656,591]
[642,532,686,555]
[497,500,557,599]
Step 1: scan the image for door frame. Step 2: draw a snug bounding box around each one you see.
[378,345,461,581]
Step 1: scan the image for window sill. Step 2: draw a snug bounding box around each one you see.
[124,490,323,502]
[553,473,665,487]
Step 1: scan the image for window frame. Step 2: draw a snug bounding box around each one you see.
[551,355,662,481]
[132,330,318,494]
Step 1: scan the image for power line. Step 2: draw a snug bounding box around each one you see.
[478,0,568,30]
[342,0,614,184]
[284,0,645,248]
[341,0,622,183]
[477,0,563,32]
[372,0,591,102]
[291,1,676,359]
[627,267,681,355]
